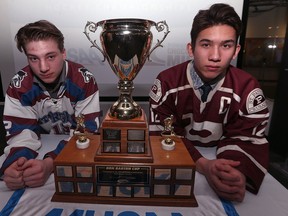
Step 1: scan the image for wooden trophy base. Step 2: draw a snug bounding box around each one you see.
[95,110,153,163]
[52,135,198,207]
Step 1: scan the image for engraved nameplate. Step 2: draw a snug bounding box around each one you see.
[127,129,145,141]
[103,129,121,140]
[103,142,121,153]
[97,166,150,184]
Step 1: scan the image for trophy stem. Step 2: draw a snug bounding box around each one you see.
[109,80,142,120]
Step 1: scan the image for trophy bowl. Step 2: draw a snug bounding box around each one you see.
[84,18,169,120]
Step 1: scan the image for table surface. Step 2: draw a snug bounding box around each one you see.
[1,134,288,216]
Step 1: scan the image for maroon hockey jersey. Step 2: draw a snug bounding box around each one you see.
[149,60,270,194]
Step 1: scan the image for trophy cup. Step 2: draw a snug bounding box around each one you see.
[84,18,169,120]
[84,19,170,161]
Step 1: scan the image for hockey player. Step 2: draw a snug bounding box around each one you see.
[1,20,100,190]
[149,3,269,202]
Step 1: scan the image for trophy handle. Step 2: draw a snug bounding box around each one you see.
[148,20,170,61]
[84,21,106,62]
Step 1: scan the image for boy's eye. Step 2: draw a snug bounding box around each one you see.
[29,57,38,61]
[222,43,233,49]
[201,43,210,48]
[47,55,56,60]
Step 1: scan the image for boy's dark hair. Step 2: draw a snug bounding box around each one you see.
[190,3,242,49]
[15,20,64,53]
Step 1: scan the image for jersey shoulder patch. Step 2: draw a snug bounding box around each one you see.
[149,79,162,103]
[246,88,267,114]
[11,70,27,88]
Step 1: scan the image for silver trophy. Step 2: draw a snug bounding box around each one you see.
[84,18,169,120]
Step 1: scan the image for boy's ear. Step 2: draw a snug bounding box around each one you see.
[187,43,193,58]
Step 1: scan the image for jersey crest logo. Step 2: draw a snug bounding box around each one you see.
[149,79,162,102]
[11,70,27,88]
[79,68,94,83]
[246,88,267,114]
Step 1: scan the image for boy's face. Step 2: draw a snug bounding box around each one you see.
[25,39,66,84]
[187,24,240,82]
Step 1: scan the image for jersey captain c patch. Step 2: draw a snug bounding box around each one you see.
[149,79,162,102]
[246,88,267,114]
